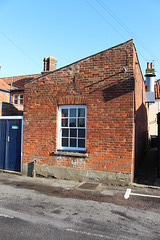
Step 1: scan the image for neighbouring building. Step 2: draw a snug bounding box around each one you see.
[145,62,160,137]
[0,57,57,116]
[22,39,148,184]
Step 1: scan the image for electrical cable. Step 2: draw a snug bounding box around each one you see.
[85,0,126,41]
[85,0,160,68]
[95,0,160,65]
[0,30,41,69]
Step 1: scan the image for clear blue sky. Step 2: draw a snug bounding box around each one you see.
[0,0,160,80]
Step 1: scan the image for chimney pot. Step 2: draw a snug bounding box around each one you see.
[147,62,150,69]
[151,62,154,69]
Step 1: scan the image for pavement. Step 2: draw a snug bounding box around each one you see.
[0,172,160,240]
[0,168,160,205]
[0,146,160,203]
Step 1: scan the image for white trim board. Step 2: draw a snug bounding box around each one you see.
[0,116,23,120]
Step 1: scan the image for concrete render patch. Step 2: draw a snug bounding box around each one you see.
[22,163,132,185]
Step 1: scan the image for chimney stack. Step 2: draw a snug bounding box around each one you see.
[145,62,156,103]
[43,57,57,72]
[145,62,156,92]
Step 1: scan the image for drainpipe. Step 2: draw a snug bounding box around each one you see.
[10,77,13,103]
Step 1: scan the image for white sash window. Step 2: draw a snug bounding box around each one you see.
[58,105,87,151]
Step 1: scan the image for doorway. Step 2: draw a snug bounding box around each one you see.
[0,116,23,172]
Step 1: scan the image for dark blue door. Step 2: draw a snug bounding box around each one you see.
[0,119,22,172]
[0,120,7,169]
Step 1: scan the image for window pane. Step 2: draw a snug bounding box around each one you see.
[62,129,68,137]
[13,94,18,104]
[70,108,76,117]
[70,138,76,147]
[62,138,68,147]
[19,98,23,105]
[78,129,85,138]
[62,119,68,127]
[78,118,85,127]
[19,94,23,104]
[78,139,85,148]
[70,129,77,137]
[78,108,85,117]
[62,109,68,117]
[69,118,76,127]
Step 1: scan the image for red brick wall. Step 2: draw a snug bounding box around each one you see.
[0,92,10,103]
[23,40,136,178]
[155,80,160,99]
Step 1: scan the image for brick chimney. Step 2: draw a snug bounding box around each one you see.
[43,57,57,72]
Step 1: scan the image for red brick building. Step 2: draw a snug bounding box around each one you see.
[0,74,41,115]
[22,40,147,184]
[0,57,57,116]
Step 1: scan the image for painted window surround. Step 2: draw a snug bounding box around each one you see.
[58,105,87,152]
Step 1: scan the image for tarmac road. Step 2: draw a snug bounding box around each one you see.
[0,172,160,240]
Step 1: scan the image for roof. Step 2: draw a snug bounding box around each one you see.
[0,79,10,91]
[0,74,42,91]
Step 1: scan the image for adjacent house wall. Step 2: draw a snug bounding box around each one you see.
[148,81,160,137]
[0,74,41,116]
[148,100,160,136]
[23,40,136,184]
[0,79,10,115]
[0,91,10,103]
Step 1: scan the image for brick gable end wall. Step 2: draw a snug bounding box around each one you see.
[23,40,137,184]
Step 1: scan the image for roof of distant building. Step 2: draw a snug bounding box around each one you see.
[0,74,42,91]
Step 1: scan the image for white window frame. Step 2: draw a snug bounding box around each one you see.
[13,94,18,104]
[58,105,87,152]
[19,94,23,105]
[12,93,24,105]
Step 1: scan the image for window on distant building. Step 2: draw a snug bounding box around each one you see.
[19,94,23,105]
[58,105,87,151]
[13,94,18,104]
[12,93,23,105]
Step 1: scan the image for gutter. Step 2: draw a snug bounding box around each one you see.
[0,89,10,93]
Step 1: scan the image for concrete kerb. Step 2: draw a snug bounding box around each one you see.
[132,182,160,190]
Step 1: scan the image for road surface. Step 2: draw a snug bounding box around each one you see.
[0,172,159,240]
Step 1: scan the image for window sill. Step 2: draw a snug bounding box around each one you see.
[53,151,88,158]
